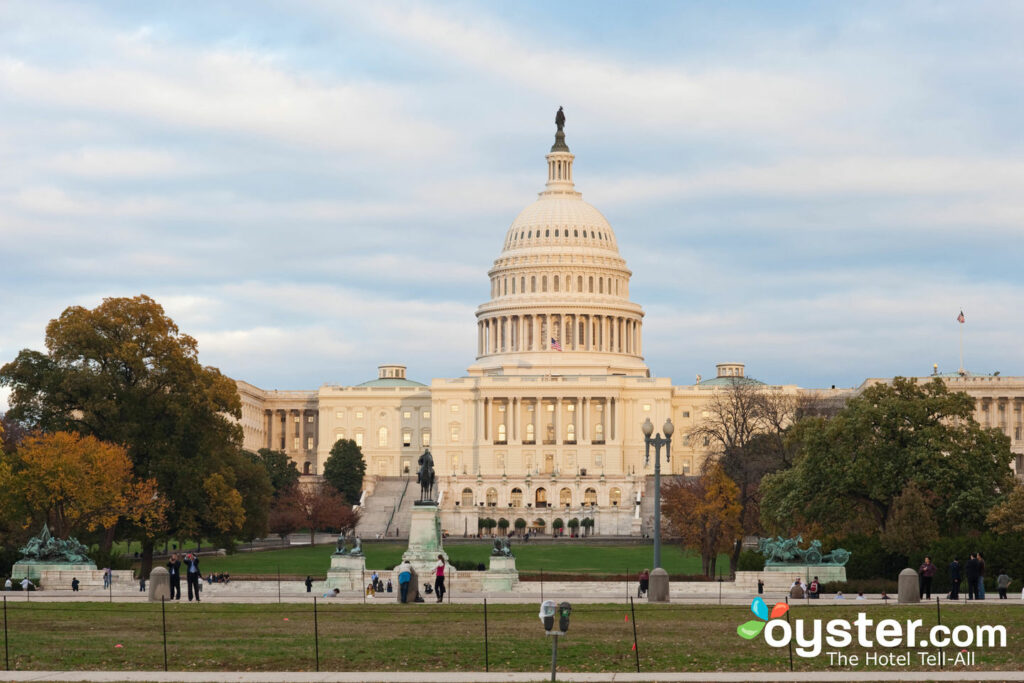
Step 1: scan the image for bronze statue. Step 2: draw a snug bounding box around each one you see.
[555,106,565,132]
[18,524,92,564]
[417,448,435,502]
[491,537,513,558]
[756,535,850,566]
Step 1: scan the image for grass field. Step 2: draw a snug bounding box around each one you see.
[196,542,731,578]
[1,601,1020,673]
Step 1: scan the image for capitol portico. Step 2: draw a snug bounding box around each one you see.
[233,115,1024,538]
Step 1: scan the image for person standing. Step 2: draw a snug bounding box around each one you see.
[183,552,201,602]
[3,577,10,590]
[167,553,182,600]
[102,567,111,589]
[919,556,936,599]
[71,577,80,592]
[977,552,986,599]
[949,557,961,599]
[996,570,1011,599]
[305,576,313,593]
[808,576,821,599]
[434,554,446,603]
[397,560,413,603]
[638,569,649,597]
[965,553,980,600]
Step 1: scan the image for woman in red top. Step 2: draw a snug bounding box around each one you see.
[434,554,446,603]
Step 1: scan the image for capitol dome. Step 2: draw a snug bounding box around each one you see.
[469,113,648,377]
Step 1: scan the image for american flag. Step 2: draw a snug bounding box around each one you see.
[550,337,563,351]
[957,310,965,324]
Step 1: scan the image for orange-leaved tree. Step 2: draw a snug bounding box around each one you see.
[8,431,167,539]
[271,483,360,544]
[662,462,741,577]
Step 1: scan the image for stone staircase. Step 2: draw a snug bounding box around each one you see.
[356,476,414,539]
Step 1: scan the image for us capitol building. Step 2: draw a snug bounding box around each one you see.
[233,117,1024,537]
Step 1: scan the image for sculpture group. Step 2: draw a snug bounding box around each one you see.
[757,535,850,566]
[19,524,92,564]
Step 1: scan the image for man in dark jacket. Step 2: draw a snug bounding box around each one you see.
[183,553,201,602]
[965,553,980,600]
[977,552,986,600]
[167,553,182,600]
[948,557,961,599]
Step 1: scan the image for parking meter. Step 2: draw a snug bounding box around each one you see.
[558,601,572,632]
[539,600,556,631]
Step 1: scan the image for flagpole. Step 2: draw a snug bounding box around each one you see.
[959,322,964,373]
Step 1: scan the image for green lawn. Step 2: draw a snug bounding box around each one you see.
[2,601,1021,673]
[196,542,730,577]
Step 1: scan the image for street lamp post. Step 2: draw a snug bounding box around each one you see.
[642,417,673,602]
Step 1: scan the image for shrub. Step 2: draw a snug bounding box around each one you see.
[737,550,765,571]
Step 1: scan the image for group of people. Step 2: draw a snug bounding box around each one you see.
[166,552,203,602]
[365,571,392,596]
[944,553,1012,600]
[394,554,447,603]
[789,577,822,599]
[3,577,35,591]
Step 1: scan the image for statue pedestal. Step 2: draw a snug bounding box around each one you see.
[898,568,920,604]
[764,564,847,584]
[403,503,446,578]
[148,566,171,602]
[324,554,367,592]
[483,555,519,592]
[12,561,96,583]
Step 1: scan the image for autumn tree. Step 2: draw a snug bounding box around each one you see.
[986,484,1024,533]
[248,448,300,498]
[3,431,167,539]
[662,462,742,577]
[323,439,366,504]
[760,377,1014,537]
[272,483,360,544]
[0,295,246,575]
[688,379,799,573]
[879,482,939,557]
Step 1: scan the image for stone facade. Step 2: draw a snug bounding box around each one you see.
[232,124,1024,536]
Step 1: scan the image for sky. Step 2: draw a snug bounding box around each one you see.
[2,1,1023,408]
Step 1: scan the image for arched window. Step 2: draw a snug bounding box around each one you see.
[555,229,559,237]
[545,229,550,237]
[303,462,311,475]
[510,488,523,507]
[589,276,594,293]
[560,487,572,507]
[378,426,388,447]
[525,423,535,443]
[542,276,547,292]
[599,278,603,294]
[584,487,597,505]
[574,229,578,237]
[521,276,525,292]
[610,487,622,506]
[461,488,474,507]
[486,487,498,506]
[531,276,536,292]
[577,275,583,291]
[553,275,559,292]
[535,487,548,508]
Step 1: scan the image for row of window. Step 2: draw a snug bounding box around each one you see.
[509,227,609,243]
[334,410,431,420]
[460,486,622,508]
[491,273,624,297]
[334,429,431,449]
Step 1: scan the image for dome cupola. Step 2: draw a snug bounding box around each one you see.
[469,110,648,377]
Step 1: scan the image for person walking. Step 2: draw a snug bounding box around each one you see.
[434,554,447,603]
[977,552,986,599]
[949,557,961,599]
[997,570,1011,599]
[71,577,79,592]
[167,553,182,600]
[183,552,201,602]
[638,569,649,597]
[965,553,980,600]
[397,560,413,603]
[919,556,936,599]
[305,576,313,593]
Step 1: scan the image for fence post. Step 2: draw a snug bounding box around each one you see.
[540,568,544,602]
[313,597,320,672]
[626,566,629,603]
[629,597,640,673]
[161,596,168,672]
[936,596,941,626]
[4,595,8,671]
[483,598,489,672]
[785,605,794,672]
[277,566,281,604]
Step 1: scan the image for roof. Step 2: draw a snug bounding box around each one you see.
[355,378,427,388]
[697,376,766,387]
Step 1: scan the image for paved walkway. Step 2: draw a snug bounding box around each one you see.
[1,671,1023,682]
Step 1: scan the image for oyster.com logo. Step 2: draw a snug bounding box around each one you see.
[737,597,788,640]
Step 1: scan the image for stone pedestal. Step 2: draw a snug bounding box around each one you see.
[898,568,920,604]
[403,503,447,579]
[648,567,670,602]
[12,561,96,583]
[483,555,519,592]
[324,554,367,592]
[764,564,847,584]
[398,567,420,603]
[148,567,171,602]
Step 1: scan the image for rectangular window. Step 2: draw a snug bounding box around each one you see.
[336,431,345,442]
[294,416,301,423]
[336,411,344,419]
[422,431,431,447]
[293,437,300,449]
[595,453,603,467]
[355,433,363,448]
[423,411,430,419]
[306,437,313,450]
[404,411,411,419]
[642,404,651,412]
[450,425,460,442]
[307,416,314,423]
[452,453,459,470]
[682,411,690,418]
[403,431,412,447]
[567,404,575,412]
[355,411,364,419]
[451,404,460,413]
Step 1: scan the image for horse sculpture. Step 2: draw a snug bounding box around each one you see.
[417,448,435,502]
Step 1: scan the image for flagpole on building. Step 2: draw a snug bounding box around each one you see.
[957,310,965,373]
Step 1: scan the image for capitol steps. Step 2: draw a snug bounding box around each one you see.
[356,476,413,539]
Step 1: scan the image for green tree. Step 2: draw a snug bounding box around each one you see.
[761,377,1014,537]
[247,448,300,498]
[987,483,1024,533]
[498,517,510,534]
[0,295,246,576]
[879,482,939,557]
[567,518,580,535]
[322,439,366,504]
